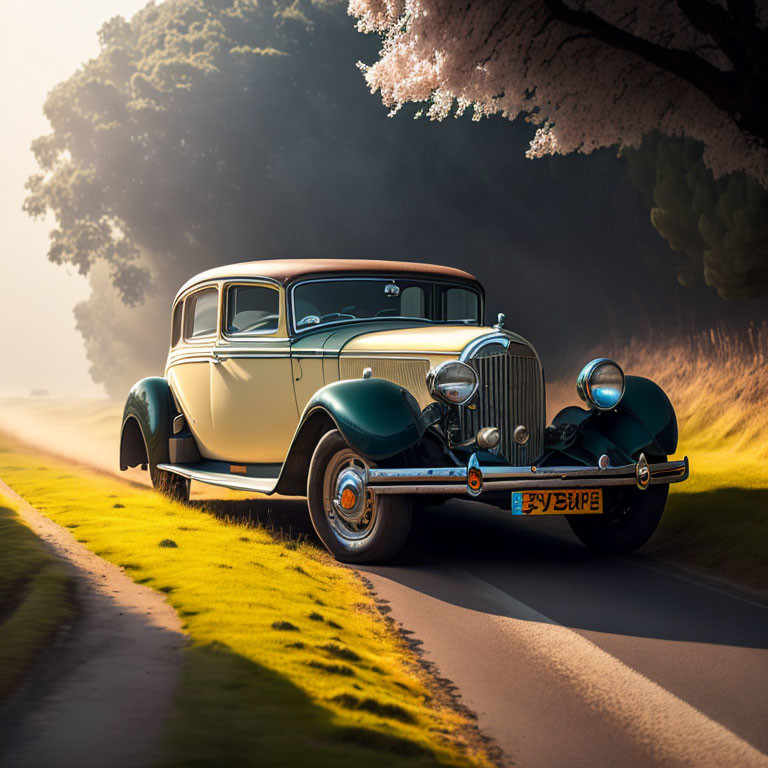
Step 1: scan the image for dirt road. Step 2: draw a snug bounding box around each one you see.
[0,479,185,768]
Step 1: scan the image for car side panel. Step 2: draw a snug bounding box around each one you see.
[292,355,326,414]
[210,352,298,462]
[167,358,217,459]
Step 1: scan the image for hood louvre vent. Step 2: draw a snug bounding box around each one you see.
[339,358,431,409]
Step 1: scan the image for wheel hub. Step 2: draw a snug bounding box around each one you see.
[332,466,367,523]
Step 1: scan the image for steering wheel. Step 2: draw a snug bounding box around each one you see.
[374,308,398,317]
[320,312,355,322]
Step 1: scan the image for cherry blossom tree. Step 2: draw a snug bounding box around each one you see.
[349,0,768,187]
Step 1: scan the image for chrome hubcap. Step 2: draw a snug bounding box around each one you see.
[323,450,376,542]
[332,466,367,523]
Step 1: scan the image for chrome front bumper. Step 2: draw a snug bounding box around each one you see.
[367,455,690,495]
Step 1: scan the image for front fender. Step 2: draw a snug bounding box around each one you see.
[304,378,424,461]
[550,375,678,466]
[120,377,176,470]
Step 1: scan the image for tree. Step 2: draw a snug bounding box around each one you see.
[25,0,741,395]
[349,0,768,186]
[625,133,768,299]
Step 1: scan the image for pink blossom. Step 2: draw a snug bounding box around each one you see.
[349,0,768,186]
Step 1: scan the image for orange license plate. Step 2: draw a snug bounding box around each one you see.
[511,489,603,515]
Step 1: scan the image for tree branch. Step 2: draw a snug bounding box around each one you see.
[676,0,749,73]
[541,0,739,117]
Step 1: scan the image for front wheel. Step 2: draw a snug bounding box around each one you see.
[307,431,412,563]
[567,482,668,554]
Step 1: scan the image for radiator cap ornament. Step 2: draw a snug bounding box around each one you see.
[513,424,530,445]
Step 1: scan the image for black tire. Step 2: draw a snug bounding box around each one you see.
[150,466,191,503]
[567,482,668,554]
[307,430,412,563]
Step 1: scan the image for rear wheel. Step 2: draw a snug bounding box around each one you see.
[567,481,668,554]
[307,430,412,563]
[150,466,190,503]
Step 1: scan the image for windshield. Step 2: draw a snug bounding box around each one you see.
[291,278,481,331]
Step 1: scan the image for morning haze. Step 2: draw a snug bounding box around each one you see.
[0,0,146,397]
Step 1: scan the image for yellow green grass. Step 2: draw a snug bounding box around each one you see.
[0,433,490,767]
[0,490,75,701]
[551,325,768,594]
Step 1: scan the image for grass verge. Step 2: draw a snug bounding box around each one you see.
[0,489,75,701]
[0,432,492,767]
[647,456,768,594]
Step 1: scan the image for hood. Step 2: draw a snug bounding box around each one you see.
[291,320,536,359]
[339,324,537,361]
[341,325,493,355]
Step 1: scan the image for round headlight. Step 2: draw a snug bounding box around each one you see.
[427,361,479,406]
[577,358,625,410]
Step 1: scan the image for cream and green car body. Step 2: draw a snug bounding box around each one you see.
[120,259,689,562]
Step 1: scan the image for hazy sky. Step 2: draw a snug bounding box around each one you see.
[0,0,147,398]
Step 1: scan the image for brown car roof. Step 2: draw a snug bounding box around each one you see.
[175,259,480,300]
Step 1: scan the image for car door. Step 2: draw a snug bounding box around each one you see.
[208,281,298,463]
[166,284,219,458]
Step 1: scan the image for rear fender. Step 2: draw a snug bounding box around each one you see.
[550,375,678,466]
[119,377,176,470]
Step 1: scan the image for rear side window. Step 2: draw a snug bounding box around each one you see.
[184,288,218,339]
[171,302,183,346]
[226,285,279,335]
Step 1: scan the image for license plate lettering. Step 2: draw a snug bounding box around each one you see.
[511,489,603,516]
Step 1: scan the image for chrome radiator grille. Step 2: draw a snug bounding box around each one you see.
[459,352,544,465]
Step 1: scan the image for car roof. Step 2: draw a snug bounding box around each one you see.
[175,259,480,301]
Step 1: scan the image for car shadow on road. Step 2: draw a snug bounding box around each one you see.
[383,500,768,649]
[192,494,768,649]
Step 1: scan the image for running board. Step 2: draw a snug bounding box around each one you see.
[156,463,278,494]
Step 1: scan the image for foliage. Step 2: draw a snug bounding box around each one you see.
[0,434,491,766]
[0,490,75,701]
[350,1,768,186]
[624,134,768,300]
[24,0,334,306]
[24,0,689,396]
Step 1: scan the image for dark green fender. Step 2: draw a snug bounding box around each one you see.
[119,377,176,470]
[549,375,678,466]
[302,378,425,461]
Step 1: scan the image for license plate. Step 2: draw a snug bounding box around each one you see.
[511,489,603,516]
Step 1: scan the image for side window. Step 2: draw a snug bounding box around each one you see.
[184,288,218,339]
[445,288,479,322]
[171,302,183,346]
[226,285,280,335]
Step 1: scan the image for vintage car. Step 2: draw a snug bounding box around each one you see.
[119,259,689,562]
